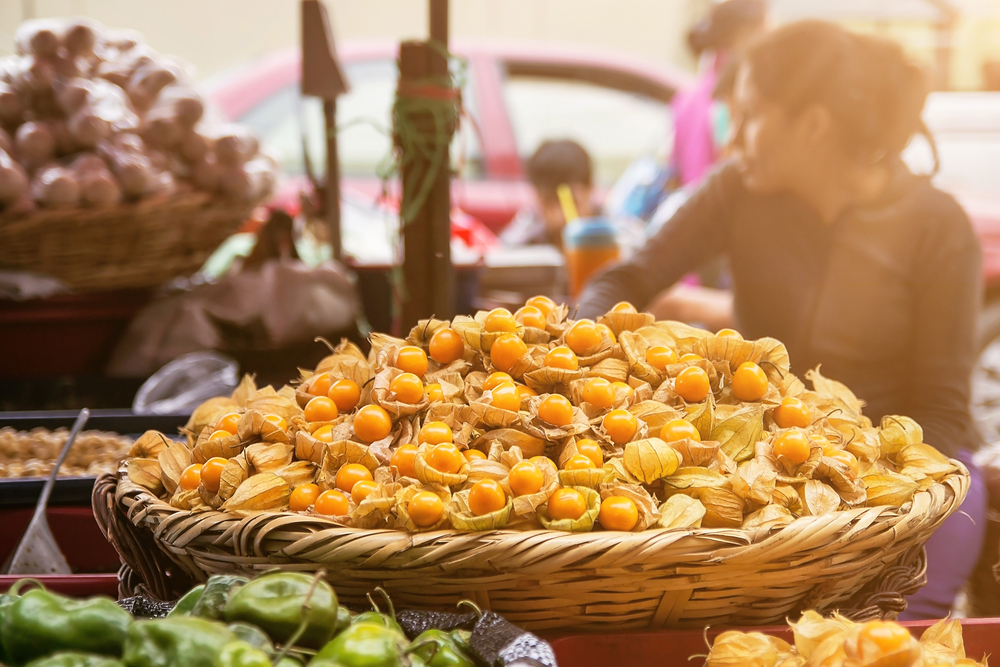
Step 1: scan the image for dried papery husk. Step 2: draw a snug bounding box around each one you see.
[537,485,600,532]
[576,341,620,368]
[414,444,470,487]
[599,481,661,530]
[661,466,730,497]
[521,325,551,346]
[682,395,715,440]
[198,485,222,510]
[706,630,789,667]
[219,453,249,501]
[774,441,823,479]
[368,332,408,365]
[229,374,258,408]
[499,448,560,518]
[246,386,302,418]
[470,393,523,429]
[158,441,194,496]
[770,484,803,515]
[583,357,631,384]
[244,442,294,473]
[657,494,706,529]
[449,490,513,531]
[877,415,924,457]
[523,396,591,439]
[897,443,958,481]
[352,481,401,529]
[618,330,664,387]
[129,430,171,458]
[171,487,209,511]
[731,457,779,508]
[920,618,965,659]
[127,458,163,495]
[669,439,726,470]
[836,424,881,464]
[599,310,655,337]
[814,457,867,505]
[847,623,922,667]
[322,440,381,481]
[465,456,510,486]
[805,364,866,414]
[558,465,615,489]
[623,438,681,484]
[707,403,764,463]
[691,487,744,528]
[183,396,239,444]
[294,430,328,466]
[193,428,245,463]
[220,472,292,512]
[407,317,451,348]
[236,409,290,445]
[742,504,793,531]
[603,456,641,485]
[311,340,372,390]
[789,611,855,660]
[424,369,467,403]
[472,428,547,458]
[864,471,920,507]
[275,461,318,487]
[369,367,431,418]
[628,400,684,431]
[798,479,842,516]
[523,365,583,395]
[395,484,452,532]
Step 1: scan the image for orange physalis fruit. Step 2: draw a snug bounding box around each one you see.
[564,319,602,356]
[483,372,514,392]
[716,328,743,339]
[773,429,811,465]
[335,463,374,493]
[489,382,521,412]
[425,383,444,402]
[514,305,546,329]
[179,464,202,491]
[675,366,710,402]
[390,444,418,478]
[396,346,429,377]
[201,457,227,494]
[215,413,240,435]
[308,373,332,396]
[773,397,811,429]
[353,405,392,443]
[538,394,573,427]
[525,295,556,318]
[732,362,768,402]
[490,333,527,373]
[544,346,579,371]
[645,345,678,370]
[314,489,349,516]
[563,454,596,471]
[463,449,487,462]
[599,496,639,531]
[408,491,444,527]
[312,424,334,443]
[611,301,637,314]
[484,308,517,333]
[468,479,506,516]
[602,409,638,445]
[428,328,464,364]
[328,379,361,412]
[264,414,287,431]
[389,372,424,404]
[417,421,453,445]
[289,483,320,511]
[575,438,604,467]
[209,429,231,441]
[351,479,378,505]
[304,396,338,422]
[659,419,701,443]
[508,461,544,496]
[547,488,587,521]
[582,377,616,408]
[427,442,464,475]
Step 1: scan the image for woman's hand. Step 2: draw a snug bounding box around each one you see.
[648,283,734,331]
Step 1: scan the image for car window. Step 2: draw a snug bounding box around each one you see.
[502,74,672,186]
[238,59,483,180]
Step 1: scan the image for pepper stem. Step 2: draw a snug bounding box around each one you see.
[456,600,483,620]
[374,587,396,622]
[273,569,326,664]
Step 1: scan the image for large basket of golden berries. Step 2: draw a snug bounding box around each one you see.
[97,298,969,633]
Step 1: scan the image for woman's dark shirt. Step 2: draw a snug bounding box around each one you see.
[577,160,982,457]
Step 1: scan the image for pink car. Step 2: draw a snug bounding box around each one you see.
[205,40,693,233]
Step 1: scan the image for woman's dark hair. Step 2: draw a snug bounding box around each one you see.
[527,139,592,191]
[688,0,768,56]
[743,20,932,165]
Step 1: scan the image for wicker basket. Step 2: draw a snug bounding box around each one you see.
[0,193,252,292]
[93,462,968,633]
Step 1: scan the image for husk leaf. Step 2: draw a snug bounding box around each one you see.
[623,437,681,483]
[657,494,707,529]
[220,472,292,511]
[448,490,513,530]
[711,403,765,462]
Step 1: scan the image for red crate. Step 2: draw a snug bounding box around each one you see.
[0,574,119,598]
[550,618,1000,667]
[0,507,121,573]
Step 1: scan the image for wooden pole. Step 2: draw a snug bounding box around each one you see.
[397,0,454,332]
[324,99,342,261]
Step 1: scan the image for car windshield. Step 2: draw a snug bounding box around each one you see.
[238,58,484,180]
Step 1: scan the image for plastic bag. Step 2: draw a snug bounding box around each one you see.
[132,351,239,415]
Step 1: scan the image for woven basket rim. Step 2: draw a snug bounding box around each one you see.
[113,459,969,563]
[0,191,223,226]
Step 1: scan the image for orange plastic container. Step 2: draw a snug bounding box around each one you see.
[563,217,621,298]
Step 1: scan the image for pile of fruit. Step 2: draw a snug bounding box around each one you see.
[0,572,522,667]
[126,297,959,533]
[706,613,982,667]
[0,18,274,215]
[0,427,132,478]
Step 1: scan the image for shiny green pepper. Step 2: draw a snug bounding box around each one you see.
[224,572,337,649]
[409,630,473,667]
[192,576,248,621]
[350,613,402,637]
[1,588,132,666]
[334,607,353,636]
[167,585,205,617]
[25,653,124,667]
[213,642,271,667]
[122,617,235,667]
[226,624,274,655]
[314,622,408,667]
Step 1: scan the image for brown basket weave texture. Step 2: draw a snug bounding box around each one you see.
[94,462,968,632]
[0,193,251,292]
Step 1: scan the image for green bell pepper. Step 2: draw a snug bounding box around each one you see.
[122,617,235,667]
[1,588,132,666]
[350,614,402,637]
[409,630,473,667]
[192,577,248,621]
[24,653,124,667]
[334,607,353,636]
[224,572,337,649]
[314,622,408,667]
[213,642,271,667]
[167,585,205,617]
[226,624,275,655]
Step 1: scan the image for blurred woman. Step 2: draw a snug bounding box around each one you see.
[578,21,986,618]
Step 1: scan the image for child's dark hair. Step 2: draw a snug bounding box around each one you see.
[744,20,931,166]
[527,140,592,191]
[688,0,768,56]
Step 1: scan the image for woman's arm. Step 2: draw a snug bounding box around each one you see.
[575,163,736,320]
[904,198,983,458]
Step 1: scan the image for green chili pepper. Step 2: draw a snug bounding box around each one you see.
[213,642,271,667]
[275,658,304,667]
[334,607,353,636]
[226,624,275,655]
[223,572,337,649]
[350,614,403,637]
[24,653,125,667]
[1,588,132,666]
[192,577,248,621]
[167,585,206,617]
[0,579,40,663]
[122,617,235,667]
[314,622,408,667]
[409,630,474,667]
[447,631,470,654]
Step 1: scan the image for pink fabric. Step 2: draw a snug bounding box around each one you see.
[671,71,718,186]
